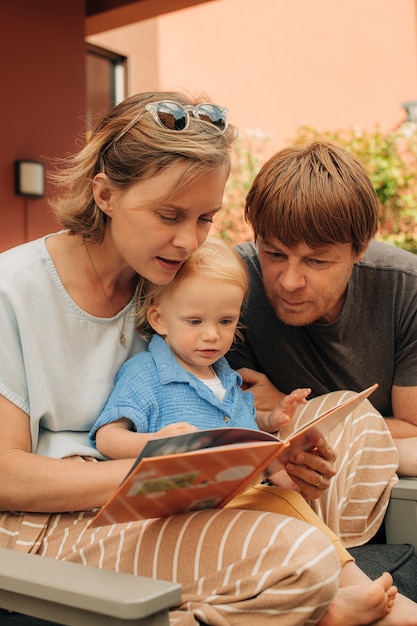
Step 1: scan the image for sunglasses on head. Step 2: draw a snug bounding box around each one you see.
[110,100,228,145]
[100,100,228,170]
[145,101,228,132]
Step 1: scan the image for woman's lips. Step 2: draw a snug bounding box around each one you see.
[157,256,184,272]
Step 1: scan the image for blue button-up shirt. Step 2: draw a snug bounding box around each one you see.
[90,334,257,443]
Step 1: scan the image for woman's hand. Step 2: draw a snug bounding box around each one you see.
[283,437,337,499]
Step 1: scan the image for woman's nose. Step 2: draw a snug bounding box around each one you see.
[172,224,200,253]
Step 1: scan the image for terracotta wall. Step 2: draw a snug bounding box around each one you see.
[2,0,417,251]
[1,0,86,251]
[88,0,417,156]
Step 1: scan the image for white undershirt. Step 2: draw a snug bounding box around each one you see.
[198,371,226,401]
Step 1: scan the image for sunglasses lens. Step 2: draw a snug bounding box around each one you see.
[196,104,227,131]
[155,102,187,130]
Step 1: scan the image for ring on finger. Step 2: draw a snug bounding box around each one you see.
[314,473,323,488]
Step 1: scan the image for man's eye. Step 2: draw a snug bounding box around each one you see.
[308,259,331,267]
[266,251,286,260]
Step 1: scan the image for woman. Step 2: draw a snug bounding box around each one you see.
[0,92,409,626]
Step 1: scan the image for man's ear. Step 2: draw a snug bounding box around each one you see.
[92,173,114,217]
[147,305,167,335]
[354,242,370,264]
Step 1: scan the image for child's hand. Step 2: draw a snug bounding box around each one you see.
[267,388,311,432]
[154,422,199,438]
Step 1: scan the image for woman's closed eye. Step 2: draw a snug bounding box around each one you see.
[156,211,215,225]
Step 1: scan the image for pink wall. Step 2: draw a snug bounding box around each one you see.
[1,0,86,251]
[89,0,417,155]
[2,0,417,251]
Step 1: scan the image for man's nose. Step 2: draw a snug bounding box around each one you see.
[278,263,306,291]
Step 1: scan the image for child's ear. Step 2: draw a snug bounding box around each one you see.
[147,305,167,335]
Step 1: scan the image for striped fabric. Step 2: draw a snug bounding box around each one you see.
[0,508,340,625]
[279,390,399,548]
[0,390,398,624]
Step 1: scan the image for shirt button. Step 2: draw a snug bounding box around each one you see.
[224,415,230,423]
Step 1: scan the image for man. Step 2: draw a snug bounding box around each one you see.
[227,141,417,475]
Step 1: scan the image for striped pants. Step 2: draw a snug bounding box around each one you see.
[0,508,340,625]
[0,390,398,625]
[282,390,399,548]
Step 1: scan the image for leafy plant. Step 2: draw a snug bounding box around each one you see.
[214,130,271,244]
[218,124,417,253]
[291,125,417,252]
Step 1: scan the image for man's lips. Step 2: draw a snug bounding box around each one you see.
[281,298,305,309]
[281,298,307,308]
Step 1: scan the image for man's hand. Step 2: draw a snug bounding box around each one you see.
[237,367,285,411]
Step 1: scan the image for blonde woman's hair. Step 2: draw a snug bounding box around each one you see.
[137,238,249,340]
[48,91,237,243]
[245,141,379,254]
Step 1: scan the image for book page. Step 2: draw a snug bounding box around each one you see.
[269,383,378,471]
[89,384,377,527]
[90,439,285,526]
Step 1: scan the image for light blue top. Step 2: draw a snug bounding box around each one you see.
[0,233,145,459]
[89,334,257,443]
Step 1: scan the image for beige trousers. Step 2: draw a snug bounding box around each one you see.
[0,391,398,625]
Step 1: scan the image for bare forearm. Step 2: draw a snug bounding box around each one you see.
[385,416,417,438]
[96,427,151,459]
[395,437,417,475]
[95,422,199,459]
[0,449,133,512]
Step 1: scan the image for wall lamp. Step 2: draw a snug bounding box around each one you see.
[15,160,45,198]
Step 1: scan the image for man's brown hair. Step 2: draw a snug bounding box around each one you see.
[245,142,379,254]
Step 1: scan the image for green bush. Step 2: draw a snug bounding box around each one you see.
[213,130,271,244]
[291,125,417,253]
[219,124,417,253]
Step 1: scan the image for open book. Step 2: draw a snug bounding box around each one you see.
[89,384,377,527]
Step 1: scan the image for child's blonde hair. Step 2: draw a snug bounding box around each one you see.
[137,238,249,340]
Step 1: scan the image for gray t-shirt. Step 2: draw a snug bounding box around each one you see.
[227,240,417,417]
